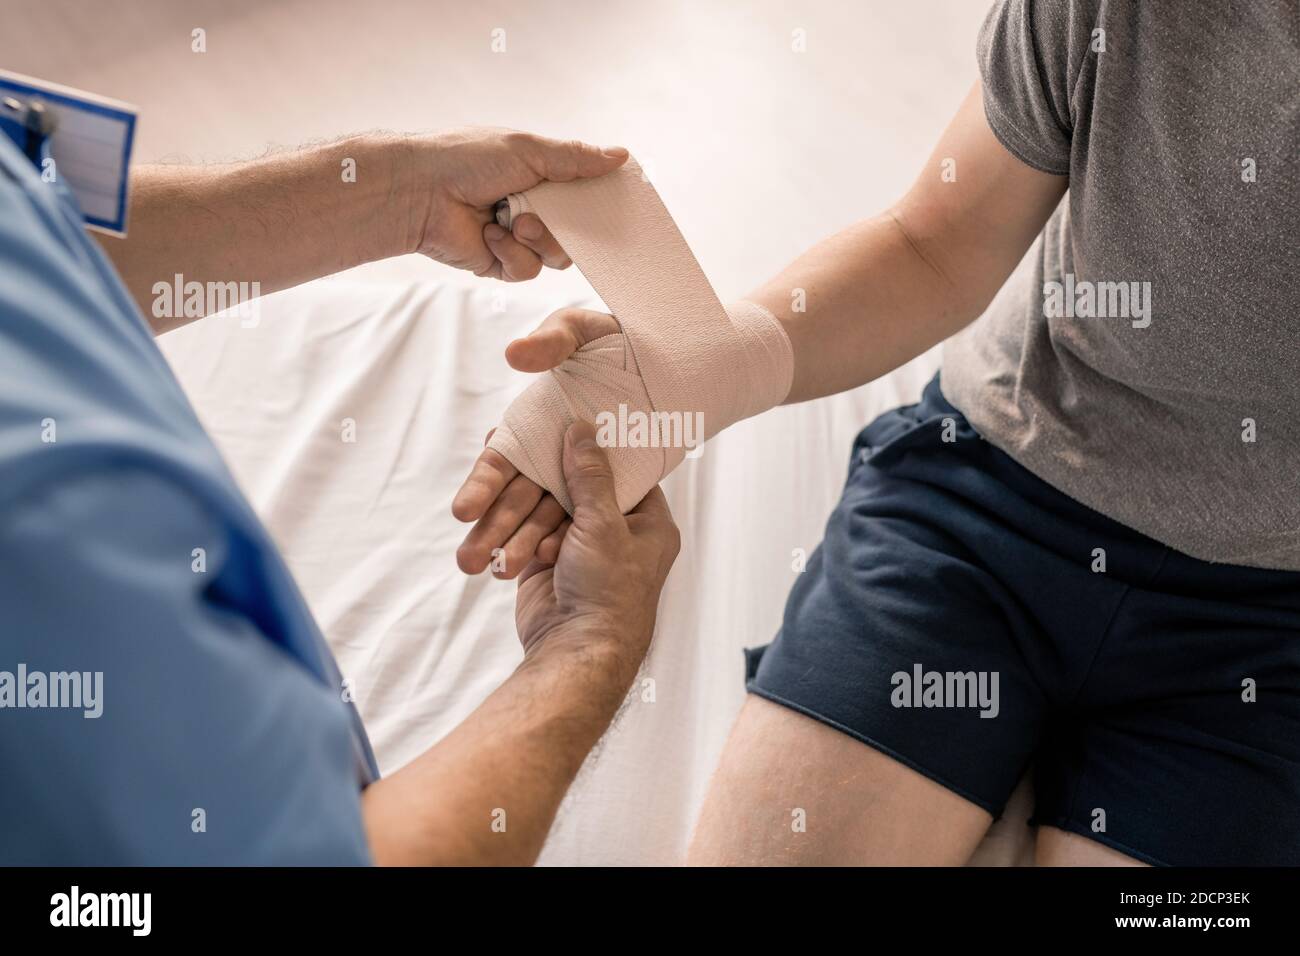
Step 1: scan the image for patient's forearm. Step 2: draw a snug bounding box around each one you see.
[360,636,635,866]
[97,135,413,334]
[746,211,980,404]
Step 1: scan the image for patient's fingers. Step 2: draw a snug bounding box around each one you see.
[505,308,623,372]
[457,474,545,574]
[494,496,567,579]
[452,448,518,523]
[511,213,571,270]
[483,222,543,281]
[536,519,571,565]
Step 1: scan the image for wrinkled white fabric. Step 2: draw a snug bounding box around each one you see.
[489,160,794,513]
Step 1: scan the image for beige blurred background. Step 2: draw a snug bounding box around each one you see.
[2,0,986,296]
[3,1,1038,865]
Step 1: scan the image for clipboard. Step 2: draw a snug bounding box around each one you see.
[0,69,137,236]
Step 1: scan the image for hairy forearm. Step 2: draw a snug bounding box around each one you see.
[97,134,416,334]
[360,635,638,866]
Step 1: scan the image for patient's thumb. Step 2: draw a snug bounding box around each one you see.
[505,327,568,372]
[506,308,617,373]
[562,421,619,522]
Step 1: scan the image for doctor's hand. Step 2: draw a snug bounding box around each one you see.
[365,420,675,867]
[410,128,626,281]
[105,127,620,335]
[452,308,621,577]
[512,421,679,661]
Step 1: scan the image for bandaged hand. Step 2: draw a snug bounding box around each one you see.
[452,158,793,577]
[453,299,790,576]
[452,309,619,576]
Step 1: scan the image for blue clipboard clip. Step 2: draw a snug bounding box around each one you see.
[1,94,59,164]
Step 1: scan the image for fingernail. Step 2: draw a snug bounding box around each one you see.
[602,146,629,159]
[516,217,543,241]
[484,223,506,241]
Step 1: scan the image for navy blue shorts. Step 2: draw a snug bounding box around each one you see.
[747,375,1300,865]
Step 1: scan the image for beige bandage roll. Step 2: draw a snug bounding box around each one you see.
[489,158,794,514]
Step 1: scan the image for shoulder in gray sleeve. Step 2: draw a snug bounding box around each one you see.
[977,0,1103,175]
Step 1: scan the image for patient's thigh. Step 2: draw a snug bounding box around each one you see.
[1035,826,1146,866]
[687,696,993,866]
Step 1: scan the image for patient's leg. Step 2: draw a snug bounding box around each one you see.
[1035,827,1146,866]
[687,697,992,866]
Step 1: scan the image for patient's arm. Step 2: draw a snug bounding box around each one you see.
[748,83,1065,403]
[453,82,1066,573]
[97,129,627,335]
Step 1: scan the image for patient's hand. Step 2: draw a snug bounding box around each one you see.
[453,308,621,577]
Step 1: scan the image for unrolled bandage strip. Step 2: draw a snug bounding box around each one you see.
[489,158,793,514]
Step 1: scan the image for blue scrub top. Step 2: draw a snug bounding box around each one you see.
[0,131,377,864]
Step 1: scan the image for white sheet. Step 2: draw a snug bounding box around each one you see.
[160,274,1033,865]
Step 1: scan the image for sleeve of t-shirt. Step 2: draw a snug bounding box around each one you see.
[977,0,1097,176]
[0,467,374,866]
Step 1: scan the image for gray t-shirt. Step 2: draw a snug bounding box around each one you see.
[942,0,1300,570]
